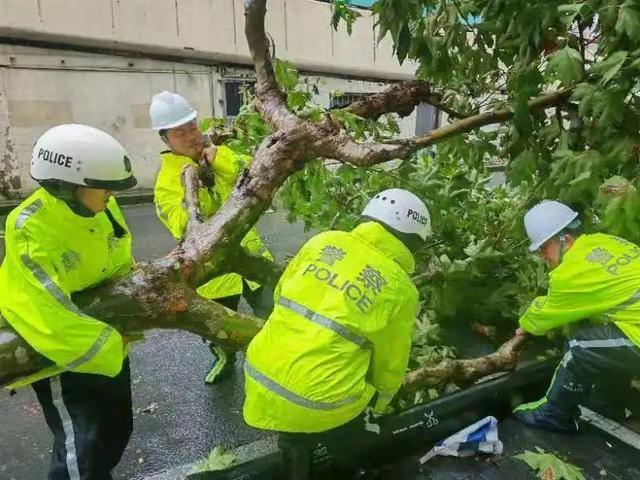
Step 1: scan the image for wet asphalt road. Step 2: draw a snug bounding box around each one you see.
[0,203,314,480]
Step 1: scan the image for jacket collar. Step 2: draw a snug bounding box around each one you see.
[40,186,97,218]
[350,222,415,274]
[161,150,198,165]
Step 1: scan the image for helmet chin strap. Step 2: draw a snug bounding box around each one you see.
[40,181,95,217]
[558,232,570,263]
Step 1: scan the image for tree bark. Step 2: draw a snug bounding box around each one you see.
[0,260,264,386]
[344,80,466,120]
[320,89,573,167]
[402,335,528,392]
[182,164,203,232]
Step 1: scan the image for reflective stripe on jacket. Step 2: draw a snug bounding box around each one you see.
[0,188,133,388]
[153,146,272,299]
[519,233,640,347]
[243,221,419,433]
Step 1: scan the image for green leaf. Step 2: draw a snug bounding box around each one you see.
[569,170,591,186]
[192,446,237,473]
[516,449,586,480]
[287,91,310,111]
[331,0,362,36]
[591,51,628,84]
[557,3,589,26]
[395,25,412,64]
[512,94,533,135]
[508,150,537,185]
[548,47,583,85]
[274,59,300,92]
[199,117,213,133]
[616,2,640,41]
[571,82,596,117]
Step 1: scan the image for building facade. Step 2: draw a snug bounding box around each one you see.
[0,0,437,199]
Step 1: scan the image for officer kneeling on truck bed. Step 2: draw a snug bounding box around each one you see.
[0,124,137,479]
[514,200,640,433]
[243,189,430,479]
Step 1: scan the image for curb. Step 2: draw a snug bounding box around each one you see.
[0,190,155,215]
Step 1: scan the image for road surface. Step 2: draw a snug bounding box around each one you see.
[0,203,313,480]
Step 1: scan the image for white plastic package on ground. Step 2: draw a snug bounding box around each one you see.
[419,415,503,464]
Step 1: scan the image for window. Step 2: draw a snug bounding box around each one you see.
[222,80,255,118]
[415,103,441,135]
[329,92,369,109]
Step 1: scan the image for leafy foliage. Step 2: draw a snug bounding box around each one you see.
[331,0,362,35]
[365,0,640,244]
[516,448,586,480]
[202,1,640,395]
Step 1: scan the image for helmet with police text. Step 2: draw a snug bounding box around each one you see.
[361,189,431,240]
[149,91,197,131]
[30,124,137,191]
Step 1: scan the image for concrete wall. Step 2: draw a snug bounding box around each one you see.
[0,0,423,200]
[0,0,416,80]
[0,44,418,199]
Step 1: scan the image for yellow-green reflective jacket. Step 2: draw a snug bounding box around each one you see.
[0,188,133,388]
[153,146,272,299]
[243,222,420,433]
[520,233,640,346]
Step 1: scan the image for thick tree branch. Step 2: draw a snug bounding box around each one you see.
[244,0,298,130]
[230,248,285,288]
[323,89,574,166]
[0,261,263,386]
[208,128,238,146]
[0,322,51,385]
[344,80,466,120]
[178,125,315,289]
[402,335,527,392]
[182,164,203,232]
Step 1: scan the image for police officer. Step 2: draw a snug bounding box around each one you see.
[0,124,137,479]
[514,200,640,432]
[243,189,430,479]
[149,91,273,384]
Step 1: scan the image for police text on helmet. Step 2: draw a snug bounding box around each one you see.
[407,208,428,226]
[38,149,73,168]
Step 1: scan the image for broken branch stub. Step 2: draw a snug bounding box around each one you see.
[401,335,528,393]
[344,80,466,120]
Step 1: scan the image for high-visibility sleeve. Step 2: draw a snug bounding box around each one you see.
[368,288,419,413]
[154,176,189,240]
[5,223,126,376]
[520,267,619,335]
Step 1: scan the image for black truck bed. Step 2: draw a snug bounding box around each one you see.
[374,414,640,480]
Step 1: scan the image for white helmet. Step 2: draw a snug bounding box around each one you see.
[149,91,197,131]
[362,188,431,240]
[524,200,579,252]
[31,124,137,190]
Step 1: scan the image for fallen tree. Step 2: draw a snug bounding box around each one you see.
[0,0,570,389]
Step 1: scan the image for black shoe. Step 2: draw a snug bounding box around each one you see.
[514,399,578,434]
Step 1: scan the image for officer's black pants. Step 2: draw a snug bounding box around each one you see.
[547,323,640,416]
[32,359,133,480]
[216,282,275,320]
[277,414,365,480]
